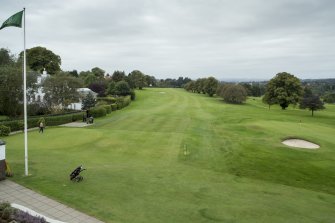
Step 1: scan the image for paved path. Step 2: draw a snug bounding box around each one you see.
[0,180,104,223]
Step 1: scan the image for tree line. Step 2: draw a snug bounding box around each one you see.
[1,46,333,118]
[184,73,330,116]
[0,47,145,117]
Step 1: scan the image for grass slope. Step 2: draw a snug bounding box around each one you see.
[4,88,335,223]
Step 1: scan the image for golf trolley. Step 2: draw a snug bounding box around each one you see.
[70,165,86,182]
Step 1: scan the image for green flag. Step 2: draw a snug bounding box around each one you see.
[0,10,23,30]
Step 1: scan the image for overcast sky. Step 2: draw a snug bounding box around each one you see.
[1,0,335,80]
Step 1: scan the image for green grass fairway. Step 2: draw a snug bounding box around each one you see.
[4,88,335,223]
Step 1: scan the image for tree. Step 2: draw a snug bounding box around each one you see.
[91,67,105,78]
[323,92,335,103]
[0,65,37,116]
[0,48,15,66]
[24,46,61,74]
[194,78,206,93]
[220,84,247,104]
[263,72,303,109]
[107,81,116,95]
[204,77,219,97]
[111,70,126,82]
[68,70,79,77]
[299,95,325,116]
[145,75,157,87]
[43,74,81,111]
[262,93,276,109]
[81,92,96,110]
[115,81,131,96]
[88,81,107,97]
[84,73,98,86]
[184,80,196,92]
[128,70,146,89]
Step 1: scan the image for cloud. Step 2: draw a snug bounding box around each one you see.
[1,0,335,79]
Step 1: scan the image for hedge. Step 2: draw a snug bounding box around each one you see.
[102,105,112,114]
[0,125,10,136]
[96,97,116,104]
[89,106,107,118]
[116,96,131,110]
[0,112,84,132]
[111,103,117,111]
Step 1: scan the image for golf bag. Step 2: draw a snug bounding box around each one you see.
[70,165,86,182]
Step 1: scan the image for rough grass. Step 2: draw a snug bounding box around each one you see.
[4,88,335,223]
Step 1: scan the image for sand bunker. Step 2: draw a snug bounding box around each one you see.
[282,139,320,149]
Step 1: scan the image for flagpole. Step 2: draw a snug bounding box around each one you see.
[23,7,28,176]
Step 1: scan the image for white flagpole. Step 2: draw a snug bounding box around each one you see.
[23,7,28,176]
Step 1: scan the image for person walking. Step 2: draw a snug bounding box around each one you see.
[39,122,44,133]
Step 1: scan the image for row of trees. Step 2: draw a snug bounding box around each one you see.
[184,77,248,103]
[184,72,326,116]
[0,47,146,117]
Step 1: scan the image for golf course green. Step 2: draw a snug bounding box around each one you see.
[4,88,335,223]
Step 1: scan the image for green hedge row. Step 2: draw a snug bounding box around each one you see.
[89,106,107,118]
[0,112,84,132]
[0,96,132,134]
[88,96,132,118]
[0,125,10,136]
[111,103,117,111]
[96,97,116,104]
[116,96,131,110]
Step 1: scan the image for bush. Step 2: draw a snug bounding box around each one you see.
[14,210,47,223]
[111,103,117,111]
[116,96,131,110]
[96,97,116,104]
[0,125,10,136]
[323,92,335,103]
[0,121,20,133]
[27,103,49,116]
[103,105,112,114]
[130,90,136,100]
[89,106,107,118]
[0,202,10,212]
[0,202,47,223]
[220,84,248,104]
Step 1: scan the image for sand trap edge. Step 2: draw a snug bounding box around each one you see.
[282,138,320,149]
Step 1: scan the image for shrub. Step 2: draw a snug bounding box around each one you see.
[1,206,14,220]
[89,106,107,118]
[97,97,116,104]
[18,120,24,131]
[115,96,131,110]
[96,101,107,107]
[130,90,136,100]
[111,103,117,111]
[115,81,131,96]
[0,125,10,136]
[323,92,335,103]
[123,96,131,107]
[0,202,47,223]
[103,105,112,114]
[0,120,23,132]
[27,103,49,116]
[0,202,10,212]
[14,210,47,223]
[220,84,248,104]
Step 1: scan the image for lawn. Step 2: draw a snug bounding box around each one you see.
[3,88,335,223]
